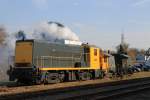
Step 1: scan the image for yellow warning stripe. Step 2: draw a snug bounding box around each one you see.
[39,67,99,71]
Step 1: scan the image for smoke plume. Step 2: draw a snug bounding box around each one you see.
[31,21,79,41]
[0,25,9,80]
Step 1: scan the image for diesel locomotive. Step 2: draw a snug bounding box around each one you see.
[9,39,129,84]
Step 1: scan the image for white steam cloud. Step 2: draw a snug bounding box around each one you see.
[0,25,10,80]
[31,21,79,41]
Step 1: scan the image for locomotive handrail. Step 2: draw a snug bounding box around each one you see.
[39,56,81,59]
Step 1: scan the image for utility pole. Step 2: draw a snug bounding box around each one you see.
[121,29,125,45]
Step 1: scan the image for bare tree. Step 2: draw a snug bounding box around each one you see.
[0,25,7,45]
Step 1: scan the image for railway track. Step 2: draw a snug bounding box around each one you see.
[1,77,150,100]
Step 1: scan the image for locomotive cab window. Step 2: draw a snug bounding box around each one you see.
[94,49,97,56]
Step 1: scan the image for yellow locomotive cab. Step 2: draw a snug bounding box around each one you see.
[90,47,100,69]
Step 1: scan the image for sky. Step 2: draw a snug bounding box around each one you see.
[0,0,150,50]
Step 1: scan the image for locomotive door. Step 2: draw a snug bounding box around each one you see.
[84,46,90,67]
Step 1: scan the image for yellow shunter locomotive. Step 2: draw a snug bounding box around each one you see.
[9,39,110,84]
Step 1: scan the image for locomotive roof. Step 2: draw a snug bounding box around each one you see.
[16,39,81,47]
[16,39,101,49]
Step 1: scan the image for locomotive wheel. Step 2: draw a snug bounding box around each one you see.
[79,71,91,81]
[45,72,62,83]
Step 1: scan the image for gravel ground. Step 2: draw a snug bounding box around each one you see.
[0,72,150,96]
